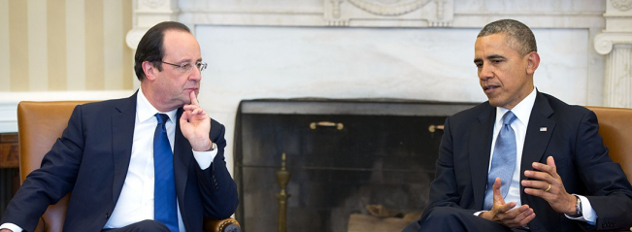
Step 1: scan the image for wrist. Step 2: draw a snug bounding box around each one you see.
[478,211,493,221]
[566,195,576,216]
[572,195,582,217]
[192,140,216,152]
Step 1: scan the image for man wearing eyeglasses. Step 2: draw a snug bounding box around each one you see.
[0,21,238,232]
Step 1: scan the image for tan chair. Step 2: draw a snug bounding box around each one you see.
[17,101,240,232]
[586,106,632,184]
[586,106,632,232]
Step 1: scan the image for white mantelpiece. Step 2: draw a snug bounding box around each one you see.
[594,0,632,107]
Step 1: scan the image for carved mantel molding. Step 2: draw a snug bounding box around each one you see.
[125,0,180,50]
[594,33,632,55]
[125,0,455,60]
[611,0,632,11]
[323,0,453,27]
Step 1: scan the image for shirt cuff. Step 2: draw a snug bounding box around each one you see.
[0,222,23,232]
[473,210,485,217]
[192,148,217,170]
[564,194,597,226]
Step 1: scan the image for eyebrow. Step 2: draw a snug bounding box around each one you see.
[487,54,506,60]
[473,54,506,63]
[170,57,202,63]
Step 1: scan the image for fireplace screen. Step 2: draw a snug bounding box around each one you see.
[233,99,475,232]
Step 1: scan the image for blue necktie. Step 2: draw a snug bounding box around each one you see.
[484,111,517,210]
[154,114,179,232]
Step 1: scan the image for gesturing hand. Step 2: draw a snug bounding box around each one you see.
[522,156,577,215]
[180,91,213,151]
[480,178,536,228]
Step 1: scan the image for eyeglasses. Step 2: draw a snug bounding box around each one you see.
[161,61,208,73]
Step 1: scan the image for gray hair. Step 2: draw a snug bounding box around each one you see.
[477,19,537,55]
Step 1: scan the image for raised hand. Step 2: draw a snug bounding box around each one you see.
[480,178,535,228]
[522,156,577,215]
[179,91,213,151]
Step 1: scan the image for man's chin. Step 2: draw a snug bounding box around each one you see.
[487,98,502,107]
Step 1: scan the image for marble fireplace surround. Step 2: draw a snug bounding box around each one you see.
[2,0,632,177]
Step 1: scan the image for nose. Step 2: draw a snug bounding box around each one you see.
[478,63,493,81]
[189,66,202,81]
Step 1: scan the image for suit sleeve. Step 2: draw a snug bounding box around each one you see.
[195,120,239,219]
[574,110,632,231]
[420,117,476,221]
[0,105,85,232]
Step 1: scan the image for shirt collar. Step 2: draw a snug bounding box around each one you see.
[495,87,537,127]
[137,87,178,124]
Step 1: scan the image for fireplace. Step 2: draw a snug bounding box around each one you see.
[233,99,475,232]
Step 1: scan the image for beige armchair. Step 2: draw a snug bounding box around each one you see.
[586,106,632,232]
[586,106,632,184]
[17,101,240,232]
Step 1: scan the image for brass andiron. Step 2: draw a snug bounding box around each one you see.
[275,153,291,232]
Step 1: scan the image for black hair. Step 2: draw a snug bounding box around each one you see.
[478,19,537,55]
[133,21,191,81]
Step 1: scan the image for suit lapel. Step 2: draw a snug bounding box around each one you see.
[470,104,496,209]
[520,92,555,182]
[111,92,138,204]
[174,108,193,204]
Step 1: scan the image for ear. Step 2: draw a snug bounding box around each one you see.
[525,52,540,75]
[142,61,157,81]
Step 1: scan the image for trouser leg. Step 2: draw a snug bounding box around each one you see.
[100,220,172,232]
[414,207,513,232]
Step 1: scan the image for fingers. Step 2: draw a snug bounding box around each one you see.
[500,205,535,228]
[546,156,556,169]
[532,156,558,177]
[183,92,206,116]
[182,103,207,116]
[525,157,559,183]
[521,179,553,195]
[513,206,536,227]
[189,91,199,106]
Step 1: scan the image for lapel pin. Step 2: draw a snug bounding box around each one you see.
[540,127,547,132]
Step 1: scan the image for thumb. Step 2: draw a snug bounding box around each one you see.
[492,177,505,205]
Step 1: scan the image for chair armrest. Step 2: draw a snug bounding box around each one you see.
[203,218,241,232]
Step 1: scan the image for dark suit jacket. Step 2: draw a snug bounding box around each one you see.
[1,92,239,232]
[406,92,632,232]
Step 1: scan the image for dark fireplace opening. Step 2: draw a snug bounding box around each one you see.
[233,99,475,232]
